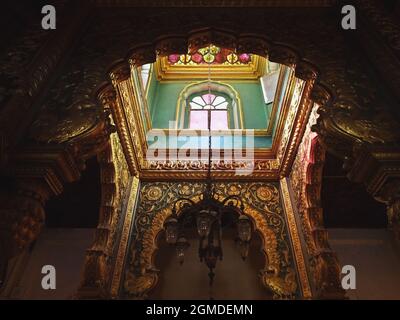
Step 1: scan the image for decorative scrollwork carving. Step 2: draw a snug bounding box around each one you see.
[128,45,156,67]
[269,45,299,67]
[0,180,49,260]
[289,105,345,299]
[109,62,131,85]
[124,182,299,299]
[261,267,297,300]
[77,132,131,298]
[29,100,101,144]
[155,37,187,57]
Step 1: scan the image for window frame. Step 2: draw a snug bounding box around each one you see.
[176,81,243,130]
[185,90,232,130]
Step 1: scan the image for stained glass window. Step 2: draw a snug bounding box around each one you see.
[168,45,251,66]
[189,93,229,130]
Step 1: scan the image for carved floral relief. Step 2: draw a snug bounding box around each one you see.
[124,181,301,299]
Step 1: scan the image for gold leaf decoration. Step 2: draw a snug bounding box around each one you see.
[124,182,300,299]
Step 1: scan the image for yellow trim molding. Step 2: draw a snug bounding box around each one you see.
[156,55,267,81]
[280,177,312,299]
[110,176,140,298]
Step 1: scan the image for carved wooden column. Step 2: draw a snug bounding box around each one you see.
[76,85,119,299]
[108,61,142,176]
[76,83,138,299]
[76,144,114,298]
[0,96,115,290]
[306,139,345,299]
[0,179,50,286]
[0,143,81,286]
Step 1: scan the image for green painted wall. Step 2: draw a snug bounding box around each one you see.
[147,73,268,130]
[231,82,268,129]
[151,82,187,128]
[145,66,278,148]
[147,66,158,119]
[146,134,272,150]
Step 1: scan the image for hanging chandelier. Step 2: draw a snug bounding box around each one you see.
[163,44,254,288]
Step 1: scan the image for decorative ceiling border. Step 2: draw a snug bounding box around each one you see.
[139,169,279,181]
[97,30,331,181]
[155,55,266,81]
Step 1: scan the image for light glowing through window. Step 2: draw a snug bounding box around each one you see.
[189,93,228,130]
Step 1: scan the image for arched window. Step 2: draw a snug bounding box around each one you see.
[188,92,229,130]
[176,81,243,130]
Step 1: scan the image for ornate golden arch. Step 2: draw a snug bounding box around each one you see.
[124,186,298,300]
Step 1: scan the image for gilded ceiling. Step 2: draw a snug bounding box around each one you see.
[106,47,308,180]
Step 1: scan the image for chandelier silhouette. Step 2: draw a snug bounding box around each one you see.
[163,45,253,289]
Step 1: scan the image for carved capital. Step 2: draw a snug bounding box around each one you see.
[310,84,332,108]
[128,45,156,67]
[237,36,270,57]
[155,37,187,57]
[108,62,130,86]
[295,61,319,82]
[268,45,299,67]
[188,28,236,54]
[97,84,117,110]
[69,111,116,164]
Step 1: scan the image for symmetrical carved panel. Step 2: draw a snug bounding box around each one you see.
[123,181,302,299]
